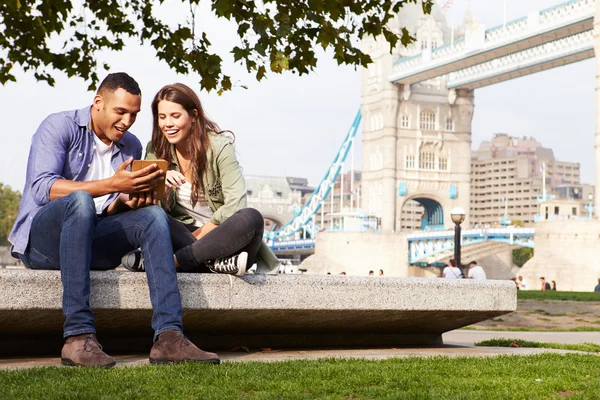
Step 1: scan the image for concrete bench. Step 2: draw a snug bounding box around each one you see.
[0,270,516,355]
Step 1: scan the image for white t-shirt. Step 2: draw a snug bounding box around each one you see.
[443,266,462,279]
[519,279,528,290]
[83,134,116,214]
[176,181,213,227]
[468,265,487,280]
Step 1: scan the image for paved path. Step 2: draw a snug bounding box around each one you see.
[444,330,600,345]
[1,330,598,370]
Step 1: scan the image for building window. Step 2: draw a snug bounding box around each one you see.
[420,110,435,130]
[369,114,384,131]
[431,40,437,49]
[400,114,410,129]
[445,118,454,131]
[247,190,253,196]
[406,155,415,169]
[421,41,428,50]
[419,152,435,170]
[439,157,448,170]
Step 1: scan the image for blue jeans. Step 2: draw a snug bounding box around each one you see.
[21,191,182,340]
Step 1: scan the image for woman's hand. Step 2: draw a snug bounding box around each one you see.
[193,222,218,240]
[166,170,186,188]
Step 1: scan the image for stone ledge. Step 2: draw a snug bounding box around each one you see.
[0,270,516,355]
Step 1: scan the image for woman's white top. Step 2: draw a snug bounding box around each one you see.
[443,266,462,279]
[176,181,214,227]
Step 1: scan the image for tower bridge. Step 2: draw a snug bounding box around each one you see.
[263,0,600,289]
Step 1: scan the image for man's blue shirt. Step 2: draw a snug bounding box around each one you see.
[9,106,142,257]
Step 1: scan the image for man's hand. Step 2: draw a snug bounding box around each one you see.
[106,192,159,215]
[124,191,159,209]
[166,170,186,188]
[109,158,164,194]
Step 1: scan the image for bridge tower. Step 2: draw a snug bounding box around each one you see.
[361,4,472,233]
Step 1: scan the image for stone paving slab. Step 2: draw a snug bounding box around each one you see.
[0,270,517,354]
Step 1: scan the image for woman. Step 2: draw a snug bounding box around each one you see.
[442,259,462,279]
[124,83,279,275]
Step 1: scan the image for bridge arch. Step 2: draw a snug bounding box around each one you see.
[400,194,445,231]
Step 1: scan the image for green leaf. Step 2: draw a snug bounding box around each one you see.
[0,0,431,92]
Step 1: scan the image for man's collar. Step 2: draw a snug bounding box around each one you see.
[75,106,93,127]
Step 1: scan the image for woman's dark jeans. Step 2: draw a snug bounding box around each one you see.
[170,208,265,272]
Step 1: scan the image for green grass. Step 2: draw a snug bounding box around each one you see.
[1,355,600,399]
[461,326,600,332]
[475,338,600,353]
[518,291,600,302]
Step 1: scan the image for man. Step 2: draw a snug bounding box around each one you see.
[467,261,487,280]
[540,277,551,291]
[595,278,600,292]
[9,73,219,367]
[517,275,528,290]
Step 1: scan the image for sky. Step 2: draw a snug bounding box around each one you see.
[0,0,595,192]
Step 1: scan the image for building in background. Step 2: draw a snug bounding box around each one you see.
[470,133,588,227]
[299,171,365,231]
[245,176,314,233]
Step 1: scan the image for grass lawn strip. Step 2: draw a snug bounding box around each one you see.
[475,338,600,353]
[518,291,600,302]
[1,354,600,399]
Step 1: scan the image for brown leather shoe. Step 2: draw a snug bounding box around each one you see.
[149,330,220,365]
[61,334,116,368]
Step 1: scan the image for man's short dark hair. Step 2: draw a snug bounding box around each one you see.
[97,72,141,96]
[469,261,477,266]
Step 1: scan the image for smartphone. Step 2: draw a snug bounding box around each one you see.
[131,159,169,199]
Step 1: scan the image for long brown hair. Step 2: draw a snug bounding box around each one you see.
[151,83,225,207]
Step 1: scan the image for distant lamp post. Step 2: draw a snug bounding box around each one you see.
[451,207,466,272]
[586,194,595,220]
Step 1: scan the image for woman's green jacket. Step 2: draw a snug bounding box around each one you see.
[145,133,280,274]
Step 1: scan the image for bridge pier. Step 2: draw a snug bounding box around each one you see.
[519,220,600,292]
[595,0,600,217]
[299,232,409,276]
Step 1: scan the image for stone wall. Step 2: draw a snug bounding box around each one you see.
[519,220,600,292]
[477,250,515,280]
[300,232,408,276]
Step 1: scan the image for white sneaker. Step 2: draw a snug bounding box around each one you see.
[209,252,248,276]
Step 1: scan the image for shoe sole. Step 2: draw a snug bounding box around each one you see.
[61,357,116,368]
[149,358,221,365]
[235,252,248,276]
[121,251,144,272]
